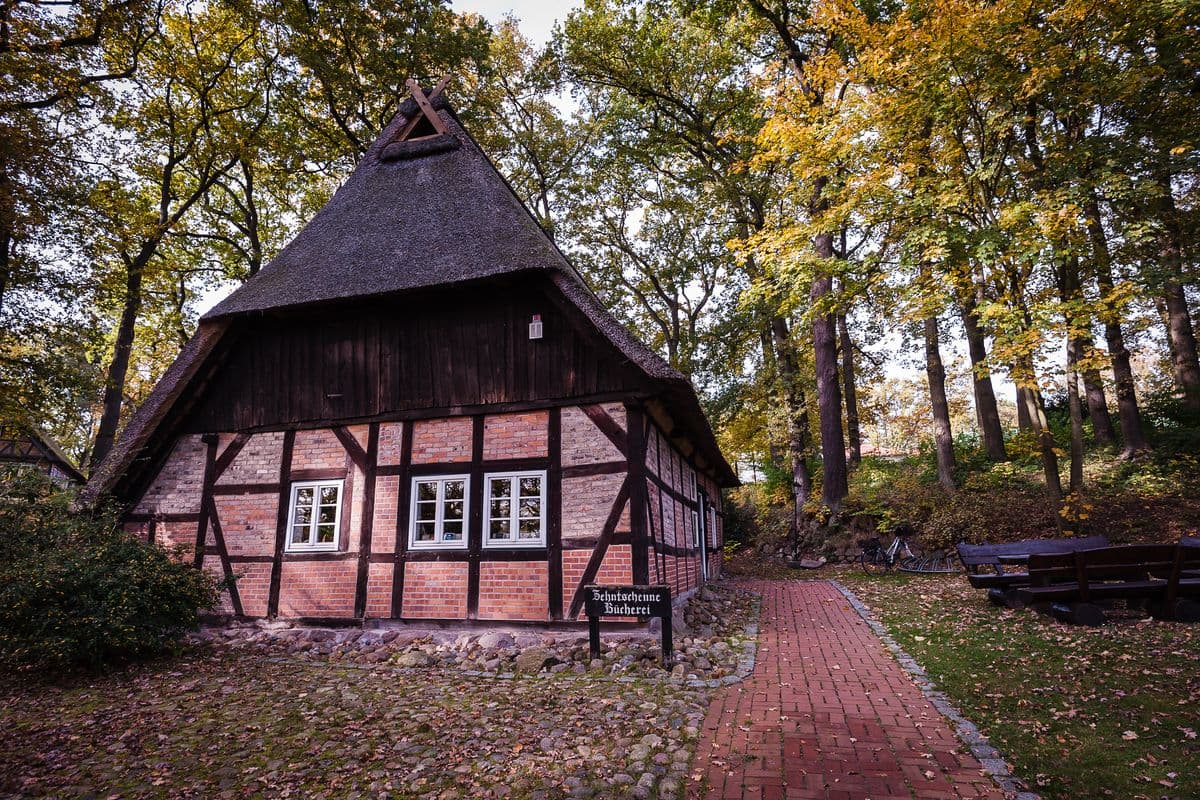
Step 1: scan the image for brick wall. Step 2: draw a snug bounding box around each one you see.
[561,403,625,466]
[482,411,548,460]
[365,562,394,618]
[561,543,632,619]
[477,562,548,621]
[133,434,207,515]
[378,421,405,466]
[292,428,349,471]
[278,561,357,617]
[213,493,277,557]
[412,417,472,463]
[562,471,629,543]
[232,562,273,617]
[215,431,283,484]
[371,474,399,554]
[401,562,469,618]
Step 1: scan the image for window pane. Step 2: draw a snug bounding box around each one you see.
[295,487,314,506]
[318,505,337,524]
[490,478,511,499]
[415,500,437,522]
[294,505,312,524]
[519,518,540,538]
[490,499,510,519]
[319,486,339,504]
[519,498,541,518]
[443,499,464,521]
[291,525,308,544]
[416,521,436,541]
[444,480,464,500]
[442,521,462,540]
[489,519,510,539]
[519,476,540,496]
[316,524,335,543]
[417,481,437,502]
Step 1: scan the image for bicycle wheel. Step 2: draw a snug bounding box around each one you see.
[860,549,888,575]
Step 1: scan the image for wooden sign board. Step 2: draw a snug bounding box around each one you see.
[584,585,673,666]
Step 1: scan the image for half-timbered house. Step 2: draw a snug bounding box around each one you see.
[1,416,85,486]
[87,83,737,625]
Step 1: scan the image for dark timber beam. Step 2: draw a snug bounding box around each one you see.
[267,430,296,617]
[390,422,414,617]
[353,423,380,619]
[547,408,563,620]
[625,403,650,586]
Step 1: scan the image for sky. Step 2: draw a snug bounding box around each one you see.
[451,0,583,46]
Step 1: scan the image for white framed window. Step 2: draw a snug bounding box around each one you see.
[287,480,343,551]
[484,470,546,548]
[409,474,469,549]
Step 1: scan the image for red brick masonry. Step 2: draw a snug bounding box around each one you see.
[693,581,1004,800]
[124,402,723,622]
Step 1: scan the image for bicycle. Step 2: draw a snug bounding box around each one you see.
[858,525,959,575]
[858,527,919,575]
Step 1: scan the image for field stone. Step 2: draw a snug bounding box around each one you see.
[394,651,435,668]
[515,647,555,672]
[477,632,515,650]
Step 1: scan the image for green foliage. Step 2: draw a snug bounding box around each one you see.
[0,474,218,671]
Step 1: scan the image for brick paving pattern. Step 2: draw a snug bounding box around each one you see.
[693,581,1007,799]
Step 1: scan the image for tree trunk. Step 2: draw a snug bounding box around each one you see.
[0,155,12,320]
[0,225,9,321]
[1014,350,1063,501]
[1154,161,1200,410]
[960,293,1007,460]
[1079,352,1116,447]
[1084,191,1149,455]
[924,314,956,489]
[1022,386,1063,502]
[1016,385,1034,431]
[770,316,813,531]
[90,260,144,470]
[837,312,861,467]
[811,228,848,512]
[1065,337,1085,491]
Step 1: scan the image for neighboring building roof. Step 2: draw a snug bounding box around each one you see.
[0,416,86,484]
[86,89,737,502]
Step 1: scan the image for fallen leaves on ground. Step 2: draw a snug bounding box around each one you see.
[839,568,1200,800]
[0,649,711,799]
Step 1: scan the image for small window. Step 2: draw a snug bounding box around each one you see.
[409,475,470,549]
[484,471,546,548]
[287,480,343,551]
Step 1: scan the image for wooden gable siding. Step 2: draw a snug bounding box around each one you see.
[181,277,646,433]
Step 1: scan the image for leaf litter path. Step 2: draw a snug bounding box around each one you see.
[691,580,1006,800]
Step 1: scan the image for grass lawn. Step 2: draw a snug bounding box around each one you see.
[0,648,709,799]
[838,569,1200,800]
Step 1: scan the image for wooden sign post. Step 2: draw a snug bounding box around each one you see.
[584,585,673,667]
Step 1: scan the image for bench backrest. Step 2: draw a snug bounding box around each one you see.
[1029,544,1181,587]
[957,534,1110,570]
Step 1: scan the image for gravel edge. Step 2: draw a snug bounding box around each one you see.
[829,579,1040,800]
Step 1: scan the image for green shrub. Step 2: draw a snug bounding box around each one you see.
[0,473,218,671]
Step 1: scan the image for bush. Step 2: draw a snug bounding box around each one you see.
[0,473,218,671]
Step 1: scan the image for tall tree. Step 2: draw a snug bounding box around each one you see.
[88,2,276,468]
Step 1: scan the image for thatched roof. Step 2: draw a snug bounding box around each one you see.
[204,94,584,320]
[1,410,86,484]
[87,90,736,501]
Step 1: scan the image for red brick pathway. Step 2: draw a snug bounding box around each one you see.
[692,581,1007,800]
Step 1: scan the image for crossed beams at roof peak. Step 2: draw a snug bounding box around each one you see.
[396,76,451,142]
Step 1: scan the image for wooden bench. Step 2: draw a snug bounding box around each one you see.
[957,535,1109,606]
[1016,543,1200,625]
